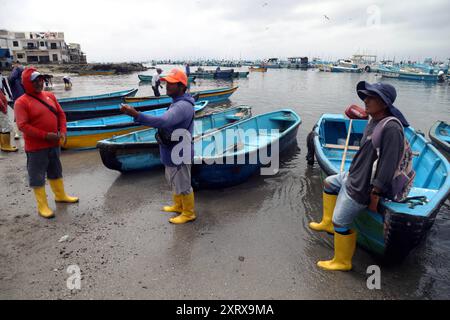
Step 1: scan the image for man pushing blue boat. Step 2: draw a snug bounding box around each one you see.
[309,81,413,271]
[120,69,196,224]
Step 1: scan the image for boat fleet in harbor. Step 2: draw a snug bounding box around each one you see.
[146,55,450,83]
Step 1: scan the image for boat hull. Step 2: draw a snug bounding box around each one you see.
[64,102,208,150]
[429,121,450,156]
[124,86,238,104]
[192,110,301,189]
[97,107,252,172]
[58,89,138,109]
[311,114,450,261]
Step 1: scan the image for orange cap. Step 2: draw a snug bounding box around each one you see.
[160,68,188,87]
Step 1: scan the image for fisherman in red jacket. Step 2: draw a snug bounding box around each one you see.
[14,67,79,218]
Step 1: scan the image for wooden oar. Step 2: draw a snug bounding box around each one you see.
[340,119,353,173]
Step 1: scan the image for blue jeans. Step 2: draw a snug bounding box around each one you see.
[324,172,367,229]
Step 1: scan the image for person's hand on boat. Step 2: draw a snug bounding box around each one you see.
[46,132,60,143]
[120,103,139,118]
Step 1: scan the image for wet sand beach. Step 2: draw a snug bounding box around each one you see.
[1,67,449,299]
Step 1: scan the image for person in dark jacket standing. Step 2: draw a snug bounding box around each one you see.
[151,68,163,97]
[309,81,409,271]
[14,67,79,219]
[8,61,25,139]
[121,69,196,224]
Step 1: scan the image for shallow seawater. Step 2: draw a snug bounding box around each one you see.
[49,65,450,298]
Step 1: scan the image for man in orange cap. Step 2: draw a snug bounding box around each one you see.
[121,68,197,224]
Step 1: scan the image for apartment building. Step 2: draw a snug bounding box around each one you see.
[0,29,86,67]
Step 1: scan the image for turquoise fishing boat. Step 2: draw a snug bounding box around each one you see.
[58,88,138,109]
[191,109,301,189]
[63,101,208,150]
[233,71,249,78]
[310,114,450,261]
[97,106,252,172]
[378,65,439,82]
[429,121,450,156]
[138,74,196,83]
[330,66,362,73]
[125,86,238,104]
[64,87,239,121]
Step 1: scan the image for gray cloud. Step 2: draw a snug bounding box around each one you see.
[0,0,448,62]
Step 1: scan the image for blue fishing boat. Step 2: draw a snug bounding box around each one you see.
[429,121,450,156]
[233,71,249,78]
[125,86,238,104]
[138,74,196,83]
[310,114,450,261]
[97,106,252,172]
[58,88,138,109]
[63,101,208,150]
[378,65,439,82]
[64,87,239,121]
[191,109,301,189]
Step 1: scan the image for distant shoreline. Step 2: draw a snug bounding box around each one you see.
[1,62,148,75]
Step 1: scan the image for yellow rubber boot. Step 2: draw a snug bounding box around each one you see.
[49,178,79,203]
[0,133,18,152]
[162,194,183,213]
[309,191,337,234]
[169,192,196,224]
[317,231,357,271]
[33,187,54,218]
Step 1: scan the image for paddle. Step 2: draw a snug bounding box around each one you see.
[340,119,353,173]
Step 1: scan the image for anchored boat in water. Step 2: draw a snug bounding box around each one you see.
[138,74,196,83]
[97,106,252,172]
[429,121,450,156]
[63,101,208,150]
[124,86,238,104]
[63,87,239,121]
[310,114,450,261]
[58,88,138,109]
[191,109,301,189]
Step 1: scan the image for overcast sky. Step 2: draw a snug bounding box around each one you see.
[1,0,449,62]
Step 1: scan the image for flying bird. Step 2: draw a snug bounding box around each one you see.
[324,15,330,20]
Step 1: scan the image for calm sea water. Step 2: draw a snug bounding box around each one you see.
[50,65,450,298]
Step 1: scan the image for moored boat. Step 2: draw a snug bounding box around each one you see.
[429,121,450,156]
[378,65,439,82]
[63,101,208,150]
[233,71,249,78]
[124,86,238,104]
[97,106,252,172]
[310,114,450,261]
[249,66,268,72]
[191,109,301,189]
[58,88,138,109]
[64,87,238,121]
[138,74,196,83]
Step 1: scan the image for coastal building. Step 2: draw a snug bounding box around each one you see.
[0,29,86,66]
[68,43,87,64]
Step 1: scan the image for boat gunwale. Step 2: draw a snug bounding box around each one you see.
[195,109,301,162]
[96,106,253,150]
